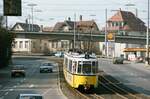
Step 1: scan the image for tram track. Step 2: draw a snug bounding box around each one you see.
[56,58,150,99]
[99,74,148,99]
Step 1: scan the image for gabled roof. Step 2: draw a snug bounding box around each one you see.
[108,10,147,32]
[11,22,40,32]
[52,22,66,31]
[53,20,99,32]
[77,21,96,27]
[43,26,53,32]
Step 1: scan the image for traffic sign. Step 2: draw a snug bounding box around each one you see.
[107,33,115,41]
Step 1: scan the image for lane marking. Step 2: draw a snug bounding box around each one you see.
[42,88,52,95]
[9,89,13,91]
[4,92,9,95]
[13,86,17,88]
[29,84,34,88]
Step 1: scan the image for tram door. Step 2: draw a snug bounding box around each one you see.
[73,61,78,86]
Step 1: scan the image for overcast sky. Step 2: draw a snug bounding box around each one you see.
[0,0,148,28]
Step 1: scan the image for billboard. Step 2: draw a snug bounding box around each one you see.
[4,0,22,16]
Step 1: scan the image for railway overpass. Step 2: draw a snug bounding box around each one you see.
[13,31,147,44]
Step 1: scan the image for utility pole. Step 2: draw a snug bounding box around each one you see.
[27,3,37,32]
[73,13,76,51]
[105,8,108,57]
[5,16,8,29]
[146,0,150,65]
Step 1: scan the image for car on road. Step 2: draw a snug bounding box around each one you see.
[40,62,53,73]
[11,65,25,77]
[16,94,43,99]
[113,57,124,64]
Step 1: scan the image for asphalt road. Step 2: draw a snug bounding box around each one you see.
[0,56,67,99]
[99,58,150,96]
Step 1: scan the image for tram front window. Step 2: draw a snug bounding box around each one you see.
[82,61,91,74]
[92,61,98,73]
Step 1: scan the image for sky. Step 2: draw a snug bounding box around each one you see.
[0,0,148,29]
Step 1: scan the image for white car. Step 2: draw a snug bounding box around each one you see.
[54,51,64,57]
[16,94,43,99]
[40,62,53,73]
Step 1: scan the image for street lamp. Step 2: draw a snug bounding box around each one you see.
[27,3,37,32]
[146,0,150,65]
[105,8,108,57]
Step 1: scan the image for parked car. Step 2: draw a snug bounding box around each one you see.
[45,51,56,56]
[11,65,25,77]
[136,57,144,63]
[113,57,124,64]
[16,94,43,99]
[40,62,53,73]
[55,51,64,57]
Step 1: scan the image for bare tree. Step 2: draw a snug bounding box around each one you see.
[0,16,5,28]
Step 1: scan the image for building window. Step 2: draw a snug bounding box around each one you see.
[19,41,23,48]
[33,42,35,48]
[112,22,115,27]
[61,42,64,48]
[13,41,17,48]
[25,41,28,48]
[52,41,54,48]
[116,22,118,26]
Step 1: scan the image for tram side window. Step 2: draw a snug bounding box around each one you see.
[69,60,72,72]
[78,61,82,73]
[73,61,77,73]
[92,61,98,73]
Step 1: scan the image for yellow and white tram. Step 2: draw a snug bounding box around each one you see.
[63,51,98,90]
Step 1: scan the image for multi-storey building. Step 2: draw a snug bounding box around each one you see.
[102,9,147,59]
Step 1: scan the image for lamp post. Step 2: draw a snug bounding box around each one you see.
[27,3,37,32]
[146,0,150,65]
[73,13,76,51]
[105,8,108,57]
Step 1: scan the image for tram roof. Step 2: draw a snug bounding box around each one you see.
[64,52,97,60]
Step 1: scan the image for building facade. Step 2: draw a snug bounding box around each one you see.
[102,9,147,59]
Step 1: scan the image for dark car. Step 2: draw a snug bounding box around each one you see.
[11,65,25,77]
[40,62,53,73]
[113,57,124,64]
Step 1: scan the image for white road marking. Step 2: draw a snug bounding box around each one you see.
[20,80,24,83]
[4,92,9,95]
[9,89,13,91]
[29,84,34,88]
[13,86,17,88]
[42,88,52,95]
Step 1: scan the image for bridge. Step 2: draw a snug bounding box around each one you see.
[13,31,148,44]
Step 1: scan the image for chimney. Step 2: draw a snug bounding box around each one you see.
[40,25,43,32]
[25,19,28,32]
[80,15,82,21]
[68,17,71,21]
[25,18,28,24]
